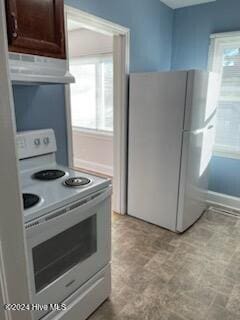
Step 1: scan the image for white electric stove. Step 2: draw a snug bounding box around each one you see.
[17,129,112,320]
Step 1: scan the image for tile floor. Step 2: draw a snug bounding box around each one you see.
[89,210,240,320]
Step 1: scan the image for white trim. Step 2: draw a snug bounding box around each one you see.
[161,0,216,9]
[64,10,74,168]
[112,34,129,214]
[208,36,223,72]
[74,158,113,176]
[208,32,240,160]
[65,85,74,168]
[213,149,240,160]
[72,127,113,138]
[64,6,129,36]
[64,5,130,214]
[0,1,32,319]
[208,31,240,72]
[207,191,240,212]
[210,31,240,39]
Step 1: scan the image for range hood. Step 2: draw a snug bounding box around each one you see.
[9,52,75,85]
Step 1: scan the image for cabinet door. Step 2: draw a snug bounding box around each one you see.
[5,0,66,59]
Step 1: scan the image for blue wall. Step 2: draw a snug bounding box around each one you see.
[209,157,240,198]
[13,85,68,165]
[66,0,173,72]
[172,0,240,197]
[172,0,240,70]
[13,0,173,165]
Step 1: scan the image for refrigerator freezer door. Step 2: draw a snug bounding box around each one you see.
[128,72,187,231]
[177,120,216,232]
[184,71,220,131]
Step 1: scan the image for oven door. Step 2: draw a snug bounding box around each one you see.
[25,186,111,319]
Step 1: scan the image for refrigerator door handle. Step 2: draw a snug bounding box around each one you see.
[184,128,205,135]
[184,124,215,135]
[207,125,214,130]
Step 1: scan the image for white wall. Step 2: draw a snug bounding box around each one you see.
[68,28,113,176]
[68,28,113,58]
[73,129,113,176]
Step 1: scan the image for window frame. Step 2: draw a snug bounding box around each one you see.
[69,53,114,136]
[208,31,240,159]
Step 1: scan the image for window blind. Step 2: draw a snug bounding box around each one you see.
[212,43,240,157]
[69,55,113,132]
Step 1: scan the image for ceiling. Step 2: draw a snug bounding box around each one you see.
[160,0,216,9]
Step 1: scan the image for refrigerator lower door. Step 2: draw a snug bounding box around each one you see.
[128,72,187,232]
[177,123,215,232]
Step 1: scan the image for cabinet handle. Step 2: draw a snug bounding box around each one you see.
[11,12,18,39]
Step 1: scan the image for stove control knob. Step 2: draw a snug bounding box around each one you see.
[43,137,50,145]
[34,138,41,146]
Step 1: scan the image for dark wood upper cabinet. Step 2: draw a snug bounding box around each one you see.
[5,0,66,59]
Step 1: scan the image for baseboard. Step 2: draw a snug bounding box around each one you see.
[207,191,240,212]
[74,158,113,177]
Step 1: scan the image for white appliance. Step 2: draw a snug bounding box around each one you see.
[17,129,112,320]
[10,52,75,84]
[128,70,220,233]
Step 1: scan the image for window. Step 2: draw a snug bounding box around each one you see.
[70,55,113,133]
[209,33,240,158]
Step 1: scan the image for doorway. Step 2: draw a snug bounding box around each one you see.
[67,26,114,178]
[64,6,130,214]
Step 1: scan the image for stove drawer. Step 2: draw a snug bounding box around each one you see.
[42,264,111,320]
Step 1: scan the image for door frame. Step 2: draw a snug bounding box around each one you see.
[0,0,32,319]
[64,5,130,214]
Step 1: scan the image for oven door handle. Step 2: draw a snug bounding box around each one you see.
[25,186,112,230]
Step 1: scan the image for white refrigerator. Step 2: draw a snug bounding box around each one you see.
[128,70,220,233]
